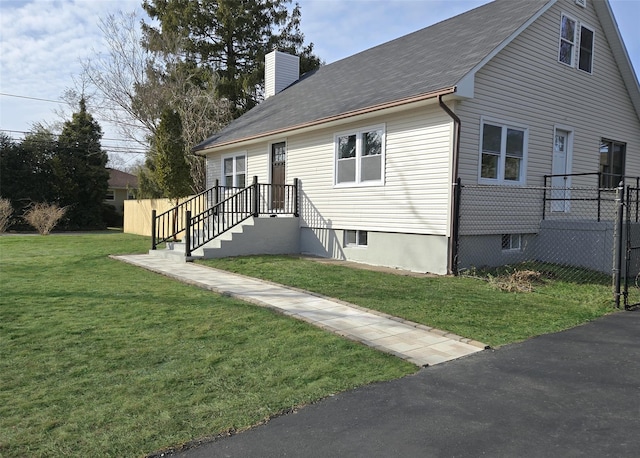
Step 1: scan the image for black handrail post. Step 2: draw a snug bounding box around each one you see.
[151,210,157,250]
[542,175,548,220]
[185,210,192,258]
[635,178,639,222]
[615,186,625,308]
[294,178,300,217]
[451,177,462,276]
[252,176,259,217]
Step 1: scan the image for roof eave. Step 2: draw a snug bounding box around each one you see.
[195,86,458,155]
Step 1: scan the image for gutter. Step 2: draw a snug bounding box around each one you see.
[438,93,461,276]
[194,87,457,155]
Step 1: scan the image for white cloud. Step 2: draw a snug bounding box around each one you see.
[0,0,638,165]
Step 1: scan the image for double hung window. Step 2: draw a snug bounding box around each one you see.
[558,13,594,74]
[559,15,576,66]
[223,154,246,188]
[335,125,384,186]
[479,119,528,185]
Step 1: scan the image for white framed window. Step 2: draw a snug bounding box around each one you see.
[558,14,577,66]
[335,125,385,186]
[558,13,595,73]
[478,118,528,185]
[345,230,368,247]
[105,190,115,201]
[578,23,594,73]
[222,153,247,188]
[502,234,521,252]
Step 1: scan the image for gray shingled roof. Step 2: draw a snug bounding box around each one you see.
[194,0,551,152]
[108,168,138,189]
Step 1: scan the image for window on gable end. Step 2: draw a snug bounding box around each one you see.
[559,14,576,66]
[578,24,594,73]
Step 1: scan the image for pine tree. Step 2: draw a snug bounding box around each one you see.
[154,107,192,203]
[141,0,321,116]
[55,98,109,229]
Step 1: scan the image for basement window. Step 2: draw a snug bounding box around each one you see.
[345,230,368,247]
[502,234,522,251]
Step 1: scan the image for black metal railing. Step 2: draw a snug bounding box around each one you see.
[542,172,640,221]
[150,183,242,249]
[151,177,299,255]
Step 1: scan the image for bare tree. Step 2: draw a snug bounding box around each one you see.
[82,11,152,147]
[81,11,232,193]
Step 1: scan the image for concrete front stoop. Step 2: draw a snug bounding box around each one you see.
[148,216,300,262]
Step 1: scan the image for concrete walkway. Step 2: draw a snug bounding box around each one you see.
[114,254,486,367]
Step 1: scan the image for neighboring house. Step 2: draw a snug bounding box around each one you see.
[106,168,138,215]
[172,0,640,276]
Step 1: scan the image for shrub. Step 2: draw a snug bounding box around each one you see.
[101,203,123,228]
[0,198,13,232]
[23,203,67,235]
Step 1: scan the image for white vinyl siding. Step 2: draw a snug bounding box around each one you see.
[287,105,453,236]
[456,0,640,233]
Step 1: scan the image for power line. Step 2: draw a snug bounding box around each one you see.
[0,92,67,104]
[0,92,135,114]
[0,129,146,145]
[1,133,148,154]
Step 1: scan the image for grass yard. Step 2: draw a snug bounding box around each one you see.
[0,233,416,457]
[198,255,617,347]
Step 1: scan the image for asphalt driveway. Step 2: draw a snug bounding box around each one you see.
[170,309,640,458]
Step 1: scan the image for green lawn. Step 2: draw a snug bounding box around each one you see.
[198,255,617,347]
[0,233,415,457]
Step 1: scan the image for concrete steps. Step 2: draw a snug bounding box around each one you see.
[149,216,299,262]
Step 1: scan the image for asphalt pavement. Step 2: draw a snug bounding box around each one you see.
[167,309,640,458]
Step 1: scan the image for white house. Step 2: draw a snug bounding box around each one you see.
[169,0,640,275]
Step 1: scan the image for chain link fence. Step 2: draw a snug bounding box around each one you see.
[456,184,627,302]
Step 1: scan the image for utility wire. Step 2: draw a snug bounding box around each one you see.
[0,129,146,145]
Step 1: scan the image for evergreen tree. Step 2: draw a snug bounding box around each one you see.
[54,98,109,229]
[154,107,192,203]
[141,0,321,116]
[0,129,57,227]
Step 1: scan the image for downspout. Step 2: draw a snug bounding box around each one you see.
[438,93,461,275]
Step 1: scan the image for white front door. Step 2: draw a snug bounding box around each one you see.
[551,129,571,212]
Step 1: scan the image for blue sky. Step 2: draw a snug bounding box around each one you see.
[0,0,638,167]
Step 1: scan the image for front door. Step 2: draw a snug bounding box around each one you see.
[551,129,571,212]
[271,142,286,210]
